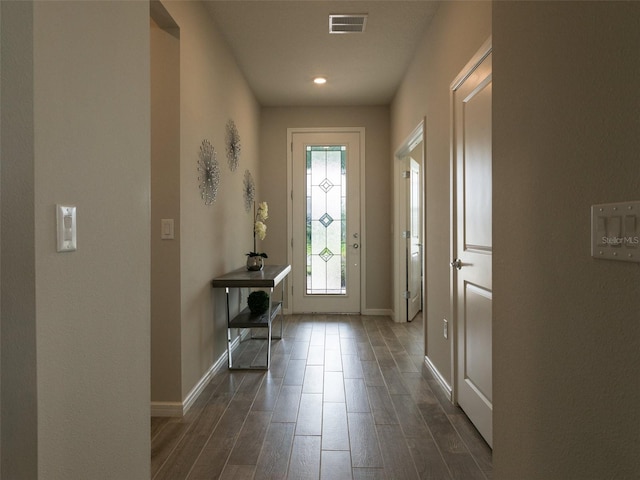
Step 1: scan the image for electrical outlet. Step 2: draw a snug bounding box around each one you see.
[443,319,448,339]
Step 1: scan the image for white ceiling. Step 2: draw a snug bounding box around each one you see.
[203,1,440,107]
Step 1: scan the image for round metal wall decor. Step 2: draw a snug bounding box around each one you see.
[243,169,255,212]
[197,139,220,205]
[225,119,241,172]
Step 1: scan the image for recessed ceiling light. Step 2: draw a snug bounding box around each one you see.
[313,77,327,85]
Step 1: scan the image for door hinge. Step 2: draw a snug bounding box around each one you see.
[402,291,411,299]
[401,170,411,178]
[401,230,411,238]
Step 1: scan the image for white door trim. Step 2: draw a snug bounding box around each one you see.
[287,127,366,314]
[393,119,425,323]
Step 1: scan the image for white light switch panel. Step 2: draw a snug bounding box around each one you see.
[591,201,640,263]
[56,204,77,252]
[161,219,175,240]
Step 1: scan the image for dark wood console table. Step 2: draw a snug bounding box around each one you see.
[211,265,291,369]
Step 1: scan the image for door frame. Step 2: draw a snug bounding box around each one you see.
[393,119,425,324]
[450,37,492,407]
[286,127,366,314]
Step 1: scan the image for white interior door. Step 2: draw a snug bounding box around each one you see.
[290,130,362,313]
[452,41,493,447]
[407,156,422,321]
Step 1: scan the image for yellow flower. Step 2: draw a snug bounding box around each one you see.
[255,220,267,240]
[249,201,268,256]
[256,201,268,221]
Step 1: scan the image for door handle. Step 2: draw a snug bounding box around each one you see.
[450,258,462,270]
[353,243,359,249]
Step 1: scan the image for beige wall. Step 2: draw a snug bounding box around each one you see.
[34,2,151,477]
[260,107,391,313]
[1,1,151,478]
[0,4,2,473]
[493,2,640,477]
[160,1,261,400]
[1,2,38,476]
[391,1,492,384]
[151,16,182,403]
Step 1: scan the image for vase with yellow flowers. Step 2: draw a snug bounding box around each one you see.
[246,201,268,271]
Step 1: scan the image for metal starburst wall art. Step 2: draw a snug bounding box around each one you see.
[225,119,241,172]
[197,139,220,205]
[243,169,256,212]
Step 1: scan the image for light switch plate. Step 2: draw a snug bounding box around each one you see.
[161,219,175,240]
[591,201,640,263]
[56,204,77,252]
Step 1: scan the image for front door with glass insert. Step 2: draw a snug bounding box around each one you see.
[290,130,362,313]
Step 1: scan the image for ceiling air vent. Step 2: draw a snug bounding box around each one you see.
[329,14,368,34]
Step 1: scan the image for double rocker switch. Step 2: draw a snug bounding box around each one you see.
[591,201,640,262]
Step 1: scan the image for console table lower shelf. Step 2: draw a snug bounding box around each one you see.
[229,302,282,329]
[226,302,283,369]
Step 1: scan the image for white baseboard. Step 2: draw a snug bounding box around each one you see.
[150,336,240,417]
[424,355,453,402]
[181,342,233,415]
[362,308,393,316]
[150,401,183,417]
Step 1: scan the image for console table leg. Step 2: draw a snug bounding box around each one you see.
[267,286,273,368]
[225,287,233,368]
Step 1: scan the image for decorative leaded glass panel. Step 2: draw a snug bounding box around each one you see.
[306,145,347,295]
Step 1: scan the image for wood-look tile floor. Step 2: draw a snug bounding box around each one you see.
[151,314,492,480]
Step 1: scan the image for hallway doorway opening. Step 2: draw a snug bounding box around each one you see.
[394,120,425,324]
